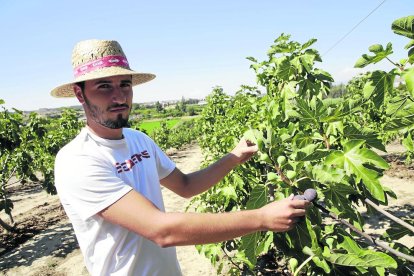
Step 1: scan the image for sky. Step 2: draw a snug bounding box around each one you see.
[0,0,411,111]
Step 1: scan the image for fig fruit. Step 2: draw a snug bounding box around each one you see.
[289,258,298,272]
[277,155,286,165]
[304,188,317,202]
[259,153,272,163]
[285,170,296,179]
[267,172,278,181]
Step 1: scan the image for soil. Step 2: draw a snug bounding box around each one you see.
[0,143,413,275]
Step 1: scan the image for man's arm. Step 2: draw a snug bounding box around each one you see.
[161,138,258,198]
[99,189,309,247]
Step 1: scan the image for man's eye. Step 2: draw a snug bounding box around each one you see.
[98,84,111,89]
[121,83,132,88]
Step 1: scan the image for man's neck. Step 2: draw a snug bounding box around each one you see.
[86,121,124,140]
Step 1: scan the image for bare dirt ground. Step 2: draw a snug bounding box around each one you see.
[363,142,414,249]
[0,142,413,275]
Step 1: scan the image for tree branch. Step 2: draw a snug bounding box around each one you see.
[313,201,414,263]
[365,198,414,234]
[386,57,399,68]
[274,165,292,185]
[221,247,242,272]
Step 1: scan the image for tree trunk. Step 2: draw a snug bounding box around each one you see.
[0,216,15,233]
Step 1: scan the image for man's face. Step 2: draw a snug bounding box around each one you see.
[79,75,133,129]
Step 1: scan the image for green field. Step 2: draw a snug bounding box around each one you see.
[139,118,181,134]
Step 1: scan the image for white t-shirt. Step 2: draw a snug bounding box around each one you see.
[55,127,182,276]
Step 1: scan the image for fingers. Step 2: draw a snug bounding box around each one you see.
[280,202,308,218]
[262,197,312,232]
[244,138,255,146]
[239,138,258,151]
[278,209,307,232]
[231,139,259,164]
[281,224,296,232]
[290,198,311,209]
[238,140,258,153]
[243,145,259,154]
[280,217,301,232]
[283,196,310,218]
[290,208,307,217]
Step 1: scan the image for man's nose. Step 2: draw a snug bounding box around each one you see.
[112,86,127,103]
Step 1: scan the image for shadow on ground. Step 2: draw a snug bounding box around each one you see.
[0,221,78,271]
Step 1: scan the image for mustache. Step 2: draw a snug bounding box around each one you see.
[107,104,130,111]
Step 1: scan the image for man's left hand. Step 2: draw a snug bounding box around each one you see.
[230,138,259,165]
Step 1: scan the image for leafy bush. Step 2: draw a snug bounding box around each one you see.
[151,119,199,150]
[0,104,83,232]
[192,15,414,275]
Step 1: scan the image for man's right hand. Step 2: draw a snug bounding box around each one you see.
[259,195,310,232]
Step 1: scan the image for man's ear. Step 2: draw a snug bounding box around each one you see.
[73,85,85,104]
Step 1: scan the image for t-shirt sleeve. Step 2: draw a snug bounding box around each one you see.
[146,136,176,180]
[55,152,133,221]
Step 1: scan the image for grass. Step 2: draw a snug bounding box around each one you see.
[139,118,181,134]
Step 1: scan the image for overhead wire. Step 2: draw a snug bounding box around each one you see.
[322,0,387,57]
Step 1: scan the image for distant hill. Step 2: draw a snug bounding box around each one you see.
[25,98,204,118]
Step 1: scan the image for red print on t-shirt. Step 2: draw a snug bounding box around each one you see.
[114,150,150,173]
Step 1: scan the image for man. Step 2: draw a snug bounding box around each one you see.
[52,39,309,275]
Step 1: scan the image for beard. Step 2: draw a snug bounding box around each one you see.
[101,113,129,129]
[84,96,130,129]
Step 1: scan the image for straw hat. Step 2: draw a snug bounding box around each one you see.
[51,39,156,97]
